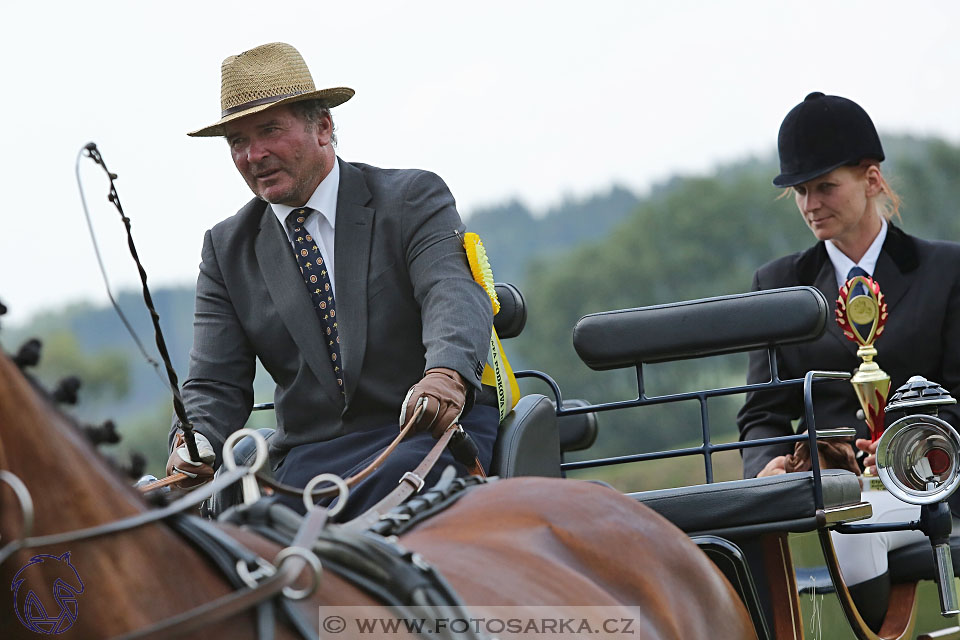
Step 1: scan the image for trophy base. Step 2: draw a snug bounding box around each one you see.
[860,473,885,493]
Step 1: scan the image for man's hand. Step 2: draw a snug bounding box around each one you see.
[165,431,215,489]
[401,367,466,438]
[856,438,879,475]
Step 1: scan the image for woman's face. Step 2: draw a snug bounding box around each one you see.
[792,165,881,250]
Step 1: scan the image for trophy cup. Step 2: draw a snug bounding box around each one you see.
[836,274,891,487]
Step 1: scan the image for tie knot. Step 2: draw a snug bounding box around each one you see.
[287,208,311,230]
[847,266,869,281]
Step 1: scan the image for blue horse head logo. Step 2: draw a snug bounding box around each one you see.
[11,552,84,634]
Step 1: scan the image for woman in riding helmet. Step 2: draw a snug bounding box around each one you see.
[737,91,960,630]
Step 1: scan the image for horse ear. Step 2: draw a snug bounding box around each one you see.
[58,551,71,563]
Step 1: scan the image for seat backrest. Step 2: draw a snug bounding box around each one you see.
[555,398,598,453]
[491,283,597,471]
[572,286,828,370]
[493,282,526,339]
[490,394,561,478]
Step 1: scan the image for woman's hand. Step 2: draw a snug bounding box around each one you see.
[757,455,787,477]
[856,438,879,475]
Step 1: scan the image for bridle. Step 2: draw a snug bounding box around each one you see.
[0,413,481,640]
[0,455,325,640]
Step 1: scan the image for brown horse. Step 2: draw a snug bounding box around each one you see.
[0,348,756,639]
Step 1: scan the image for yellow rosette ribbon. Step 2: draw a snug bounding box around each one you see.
[464,232,520,422]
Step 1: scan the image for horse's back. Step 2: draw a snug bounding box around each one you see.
[399,477,757,640]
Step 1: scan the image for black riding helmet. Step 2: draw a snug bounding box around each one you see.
[773,92,884,188]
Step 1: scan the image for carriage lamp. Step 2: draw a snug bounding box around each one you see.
[877,376,960,505]
[878,375,960,616]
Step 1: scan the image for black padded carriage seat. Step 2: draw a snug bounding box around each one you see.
[630,469,863,537]
[571,285,960,619]
[569,285,860,533]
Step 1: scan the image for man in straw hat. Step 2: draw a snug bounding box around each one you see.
[166,42,498,519]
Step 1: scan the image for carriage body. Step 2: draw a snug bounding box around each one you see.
[218,282,960,639]
[490,282,960,640]
[3,282,960,640]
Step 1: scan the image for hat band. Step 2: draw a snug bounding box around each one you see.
[221,90,306,117]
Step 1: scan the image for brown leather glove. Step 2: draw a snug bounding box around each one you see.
[784,439,861,475]
[165,431,216,489]
[401,367,467,438]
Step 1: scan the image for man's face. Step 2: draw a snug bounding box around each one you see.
[224,104,332,206]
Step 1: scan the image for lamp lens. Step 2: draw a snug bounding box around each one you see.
[926,447,951,476]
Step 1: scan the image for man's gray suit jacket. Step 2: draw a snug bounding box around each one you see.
[177,159,493,465]
[737,224,960,479]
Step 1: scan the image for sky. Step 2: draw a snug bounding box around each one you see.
[2,1,960,324]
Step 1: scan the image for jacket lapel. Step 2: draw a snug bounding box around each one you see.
[333,159,375,404]
[811,258,859,357]
[795,224,919,356]
[255,204,342,406]
[872,224,918,310]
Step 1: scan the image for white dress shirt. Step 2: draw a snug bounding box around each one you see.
[825,217,888,291]
[270,159,340,295]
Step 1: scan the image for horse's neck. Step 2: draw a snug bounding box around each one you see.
[0,356,145,537]
[0,354,274,638]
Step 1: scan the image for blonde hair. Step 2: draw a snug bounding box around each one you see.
[867,163,902,221]
[775,161,902,221]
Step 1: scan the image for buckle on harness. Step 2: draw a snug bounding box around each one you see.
[236,557,276,589]
[400,471,425,492]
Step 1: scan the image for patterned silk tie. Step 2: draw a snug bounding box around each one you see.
[847,265,870,295]
[287,208,343,394]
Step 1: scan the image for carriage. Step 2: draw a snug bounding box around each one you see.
[2,279,960,640]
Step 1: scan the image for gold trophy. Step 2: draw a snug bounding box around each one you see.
[836,273,891,485]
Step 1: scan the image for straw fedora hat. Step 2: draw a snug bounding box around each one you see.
[188,42,354,137]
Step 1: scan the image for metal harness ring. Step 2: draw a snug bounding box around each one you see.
[275,545,323,600]
[222,429,269,472]
[0,470,34,548]
[302,473,349,516]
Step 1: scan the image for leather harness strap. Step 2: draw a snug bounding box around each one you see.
[340,424,460,531]
[0,467,249,567]
[145,403,430,498]
[110,504,331,640]
[111,565,294,640]
[1,413,485,639]
[366,476,490,539]
[0,464,322,640]
[254,411,425,501]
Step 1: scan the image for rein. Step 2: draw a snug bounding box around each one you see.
[0,391,484,640]
[142,401,484,502]
[0,466,248,567]
[0,463,324,640]
[137,410,428,497]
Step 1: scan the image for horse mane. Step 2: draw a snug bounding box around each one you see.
[0,330,145,479]
[0,344,150,529]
